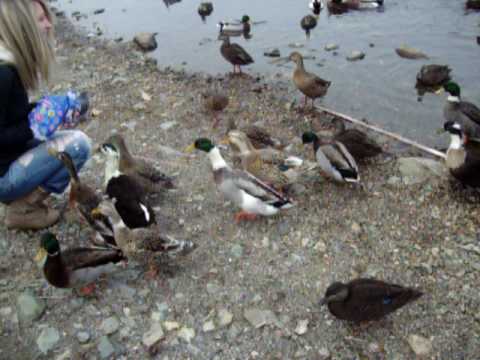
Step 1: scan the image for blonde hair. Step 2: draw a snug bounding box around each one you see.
[0,0,55,90]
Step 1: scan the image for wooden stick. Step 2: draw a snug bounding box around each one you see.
[315,105,446,159]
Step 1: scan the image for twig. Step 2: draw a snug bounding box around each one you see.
[315,105,446,159]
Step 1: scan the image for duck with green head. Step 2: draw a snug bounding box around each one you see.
[35,232,125,295]
[218,15,251,36]
[440,82,480,139]
[302,131,359,183]
[185,138,293,222]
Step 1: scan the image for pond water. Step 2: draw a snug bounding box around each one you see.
[54,0,480,147]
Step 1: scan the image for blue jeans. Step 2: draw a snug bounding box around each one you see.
[0,130,91,203]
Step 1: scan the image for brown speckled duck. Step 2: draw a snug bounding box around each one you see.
[320,278,423,322]
[220,35,254,74]
[202,92,229,128]
[416,64,451,88]
[332,119,382,161]
[289,52,331,109]
[226,118,286,150]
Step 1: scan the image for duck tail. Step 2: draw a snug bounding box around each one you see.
[271,199,294,210]
[339,168,359,182]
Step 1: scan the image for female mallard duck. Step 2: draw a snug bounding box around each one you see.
[416,64,451,88]
[218,15,251,36]
[226,118,286,150]
[302,131,359,183]
[48,148,115,246]
[466,0,480,10]
[320,278,423,322]
[101,134,175,195]
[444,121,480,188]
[220,36,254,75]
[202,92,229,128]
[332,119,382,160]
[35,232,125,295]
[440,82,480,139]
[92,200,196,277]
[198,2,213,22]
[309,0,324,15]
[300,15,317,38]
[185,138,293,222]
[289,52,331,109]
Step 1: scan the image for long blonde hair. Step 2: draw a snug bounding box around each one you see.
[0,0,55,90]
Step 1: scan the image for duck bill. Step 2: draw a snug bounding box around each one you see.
[434,87,444,95]
[219,137,230,145]
[184,143,196,153]
[90,207,103,218]
[34,248,48,264]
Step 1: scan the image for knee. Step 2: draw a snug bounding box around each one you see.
[64,131,92,162]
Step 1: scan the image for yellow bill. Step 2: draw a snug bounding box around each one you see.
[90,207,102,218]
[184,143,196,153]
[34,248,47,263]
[434,87,444,95]
[219,136,230,145]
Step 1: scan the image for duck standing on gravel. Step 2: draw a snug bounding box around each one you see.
[444,121,480,188]
[220,35,254,75]
[320,278,423,322]
[185,138,293,222]
[202,92,229,128]
[289,52,331,110]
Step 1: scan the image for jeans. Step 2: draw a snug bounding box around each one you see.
[0,130,91,203]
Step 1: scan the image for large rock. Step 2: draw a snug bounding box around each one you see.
[37,327,60,354]
[397,157,447,185]
[407,334,433,356]
[142,323,164,348]
[243,308,279,329]
[17,292,45,323]
[133,32,158,52]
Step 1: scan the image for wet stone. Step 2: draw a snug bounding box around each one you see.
[37,327,60,354]
[98,336,115,359]
[346,51,365,61]
[17,292,45,323]
[77,331,91,344]
[101,316,120,335]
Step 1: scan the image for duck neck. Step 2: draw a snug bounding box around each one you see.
[208,147,228,170]
[295,58,305,71]
[448,134,463,150]
[117,140,136,167]
[447,95,460,103]
[104,154,121,185]
[312,137,321,153]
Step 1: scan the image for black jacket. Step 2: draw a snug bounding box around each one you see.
[0,64,34,176]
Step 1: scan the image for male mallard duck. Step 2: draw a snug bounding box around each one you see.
[289,52,331,109]
[198,2,213,22]
[48,148,115,246]
[309,0,324,15]
[218,15,251,36]
[220,36,254,75]
[320,278,423,322]
[300,15,317,38]
[466,0,480,10]
[327,0,383,13]
[92,200,196,277]
[416,64,451,88]
[185,138,293,222]
[302,131,359,183]
[202,92,229,128]
[35,232,125,295]
[444,121,480,188]
[226,118,286,150]
[332,119,382,160]
[101,134,175,195]
[440,82,480,139]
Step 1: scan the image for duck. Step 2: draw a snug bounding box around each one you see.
[320,278,423,322]
[444,121,480,188]
[302,131,359,183]
[440,82,480,139]
[226,118,287,150]
[327,0,383,14]
[217,15,251,37]
[47,148,115,246]
[220,35,254,75]
[289,52,331,109]
[466,0,480,10]
[202,92,229,128]
[101,134,175,195]
[91,200,196,277]
[185,138,293,222]
[416,64,451,88]
[332,119,382,160]
[309,0,324,15]
[300,15,317,38]
[198,2,213,22]
[35,232,125,295]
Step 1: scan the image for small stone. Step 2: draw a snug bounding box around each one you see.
[101,316,120,335]
[203,320,216,332]
[178,327,195,343]
[98,336,115,359]
[143,323,164,348]
[351,222,361,234]
[77,331,91,344]
[133,32,158,51]
[56,349,72,360]
[264,48,281,57]
[160,121,178,131]
[324,44,339,51]
[93,8,105,15]
[278,221,290,236]
[407,334,433,356]
[346,51,365,61]
[244,308,278,329]
[301,238,311,247]
[231,244,244,258]
[37,327,60,354]
[314,241,326,253]
[206,282,221,295]
[17,292,45,323]
[0,307,12,317]
[294,319,309,335]
[262,236,270,248]
[318,347,331,359]
[217,309,233,327]
[288,43,304,49]
[163,321,180,331]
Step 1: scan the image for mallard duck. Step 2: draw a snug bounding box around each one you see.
[300,15,317,38]
[332,119,382,160]
[466,0,480,10]
[444,121,480,188]
[202,92,229,128]
[101,134,175,195]
[289,52,331,109]
[327,0,383,13]
[198,2,213,22]
[302,131,359,183]
[92,200,196,277]
[185,138,293,222]
[226,118,286,150]
[309,0,324,15]
[416,64,451,87]
[320,278,423,322]
[35,232,125,295]
[440,82,480,139]
[47,148,115,246]
[217,15,251,36]
[220,36,254,75]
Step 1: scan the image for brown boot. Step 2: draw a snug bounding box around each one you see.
[5,188,61,230]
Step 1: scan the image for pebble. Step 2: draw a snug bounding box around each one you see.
[178,327,195,343]
[203,320,216,332]
[101,316,120,335]
[163,321,180,331]
[294,319,309,335]
[142,323,164,347]
[160,121,178,130]
[77,331,91,343]
[98,336,115,359]
[277,221,290,236]
[346,51,366,61]
[288,43,304,48]
[231,244,244,258]
[244,308,278,329]
[324,44,339,51]
[17,292,45,323]
[37,327,60,354]
[264,49,281,57]
[314,241,327,253]
[318,347,331,359]
[407,334,433,356]
[217,309,233,327]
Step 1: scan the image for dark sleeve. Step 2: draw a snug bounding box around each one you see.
[0,66,34,148]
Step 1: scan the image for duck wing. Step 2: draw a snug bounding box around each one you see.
[225,43,254,65]
[460,101,480,126]
[63,247,125,271]
[133,157,175,189]
[229,168,288,202]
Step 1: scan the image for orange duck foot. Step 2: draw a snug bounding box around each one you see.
[78,283,96,296]
[234,211,258,223]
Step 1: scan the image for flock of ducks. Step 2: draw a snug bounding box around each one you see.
[33,0,479,325]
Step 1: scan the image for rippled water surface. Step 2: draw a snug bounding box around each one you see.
[54,0,480,146]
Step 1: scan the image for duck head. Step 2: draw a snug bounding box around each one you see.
[443,81,461,102]
[185,138,215,153]
[35,232,60,267]
[301,131,319,144]
[289,52,304,66]
[319,282,349,305]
